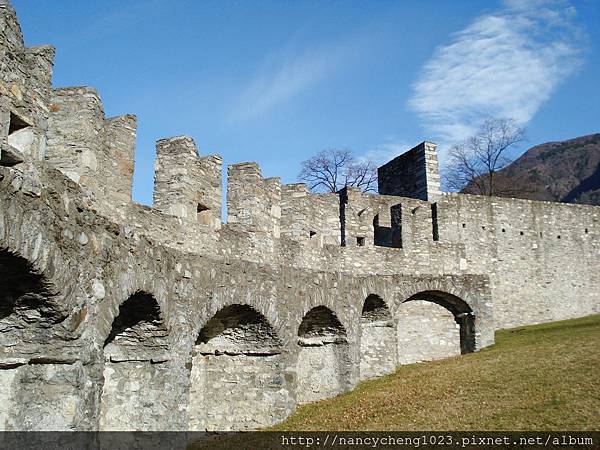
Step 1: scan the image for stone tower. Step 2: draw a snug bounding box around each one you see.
[377,141,441,201]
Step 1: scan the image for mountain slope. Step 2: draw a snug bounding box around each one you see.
[461,133,600,205]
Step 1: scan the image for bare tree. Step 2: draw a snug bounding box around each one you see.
[445,117,525,196]
[298,148,377,193]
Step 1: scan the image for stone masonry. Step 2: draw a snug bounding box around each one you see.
[378,141,441,201]
[0,1,599,431]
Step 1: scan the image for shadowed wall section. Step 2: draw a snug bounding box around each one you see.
[0,249,83,431]
[0,248,55,330]
[359,295,397,380]
[187,304,293,431]
[99,291,170,431]
[296,306,351,404]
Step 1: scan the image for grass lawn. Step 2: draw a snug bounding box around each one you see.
[272,314,600,431]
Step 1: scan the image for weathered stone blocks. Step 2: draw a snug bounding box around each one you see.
[0,0,598,433]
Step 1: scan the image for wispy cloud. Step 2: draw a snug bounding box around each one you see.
[358,140,413,166]
[409,0,586,146]
[62,0,168,49]
[230,37,366,121]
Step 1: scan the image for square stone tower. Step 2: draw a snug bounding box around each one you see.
[377,141,440,201]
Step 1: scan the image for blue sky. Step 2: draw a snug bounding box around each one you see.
[13,0,600,205]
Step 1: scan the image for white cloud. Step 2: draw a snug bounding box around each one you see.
[230,37,365,121]
[70,0,167,45]
[409,0,586,146]
[358,140,413,166]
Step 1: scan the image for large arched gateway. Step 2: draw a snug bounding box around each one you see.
[187,304,293,430]
[396,290,475,365]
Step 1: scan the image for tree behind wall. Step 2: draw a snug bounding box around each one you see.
[445,118,525,196]
[298,149,377,193]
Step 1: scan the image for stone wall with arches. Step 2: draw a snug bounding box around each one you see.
[0,160,493,430]
[2,0,596,431]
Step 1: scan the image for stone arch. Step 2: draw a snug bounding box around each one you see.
[396,289,475,365]
[89,256,171,353]
[188,303,293,431]
[99,291,170,431]
[0,195,83,325]
[359,294,397,380]
[296,306,351,404]
[194,289,287,348]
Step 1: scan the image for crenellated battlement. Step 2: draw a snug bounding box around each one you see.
[0,1,55,165]
[227,162,281,236]
[153,135,222,229]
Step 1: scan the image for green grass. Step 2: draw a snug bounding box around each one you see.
[272,314,600,431]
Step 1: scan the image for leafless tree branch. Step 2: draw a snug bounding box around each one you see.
[298,148,378,193]
[444,117,525,196]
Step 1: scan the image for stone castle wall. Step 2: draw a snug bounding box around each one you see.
[0,1,598,431]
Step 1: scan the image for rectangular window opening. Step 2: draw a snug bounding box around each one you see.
[357,237,365,247]
[309,230,317,239]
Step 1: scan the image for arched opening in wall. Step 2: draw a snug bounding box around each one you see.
[188,304,292,431]
[0,249,82,431]
[99,291,170,431]
[296,306,350,404]
[396,290,475,365]
[0,248,51,326]
[0,248,70,344]
[359,295,396,380]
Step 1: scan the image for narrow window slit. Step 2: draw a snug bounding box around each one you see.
[431,203,439,241]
